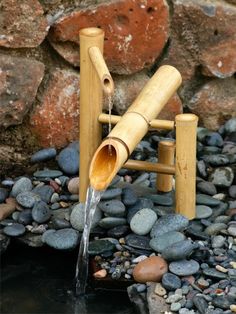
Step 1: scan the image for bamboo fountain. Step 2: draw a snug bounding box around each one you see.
[79,27,198,220]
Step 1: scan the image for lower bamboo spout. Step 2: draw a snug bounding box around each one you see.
[89,65,182,191]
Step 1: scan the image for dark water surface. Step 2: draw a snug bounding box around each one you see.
[0,241,135,314]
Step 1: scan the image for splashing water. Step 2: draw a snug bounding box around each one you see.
[75,186,103,296]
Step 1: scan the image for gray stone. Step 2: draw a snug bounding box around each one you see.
[196,194,220,206]
[31,148,57,163]
[18,209,33,225]
[170,302,181,312]
[209,167,234,187]
[229,185,236,198]
[125,233,151,250]
[169,259,200,276]
[228,225,236,237]
[224,117,236,133]
[33,170,63,179]
[203,268,227,279]
[57,146,79,175]
[0,233,10,254]
[127,198,154,223]
[17,233,43,247]
[161,272,181,291]
[146,194,173,206]
[42,228,79,250]
[98,200,126,217]
[99,217,126,229]
[197,181,217,196]
[150,214,189,237]
[0,188,8,203]
[70,203,102,231]
[161,240,197,261]
[51,218,71,229]
[33,185,54,203]
[196,205,213,219]
[121,187,138,206]
[193,295,209,314]
[16,191,39,208]
[202,154,230,166]
[107,225,130,238]
[212,296,231,310]
[32,201,51,223]
[205,223,227,235]
[88,239,115,255]
[11,177,32,197]
[3,223,26,237]
[212,235,226,248]
[149,231,185,253]
[101,188,122,200]
[130,208,157,235]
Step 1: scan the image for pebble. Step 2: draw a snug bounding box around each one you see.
[130,208,157,235]
[107,225,130,238]
[203,154,230,166]
[203,268,227,279]
[3,223,26,236]
[209,167,234,188]
[197,181,217,196]
[146,194,173,206]
[99,217,127,229]
[161,272,181,291]
[42,228,79,250]
[133,256,168,283]
[67,177,79,194]
[196,194,221,206]
[127,198,154,223]
[212,235,226,248]
[93,269,107,279]
[212,295,231,310]
[51,217,71,229]
[18,209,33,225]
[16,191,39,208]
[193,295,209,314]
[225,118,236,133]
[132,255,148,263]
[125,234,151,250]
[121,187,137,206]
[196,205,213,219]
[33,170,63,179]
[169,259,200,276]
[161,239,197,261]
[33,185,54,203]
[30,148,57,163]
[11,177,33,197]
[70,203,102,231]
[98,200,126,217]
[32,201,52,223]
[149,231,185,253]
[150,214,189,237]
[0,188,8,203]
[204,223,227,235]
[88,239,115,255]
[170,302,181,312]
[154,282,166,296]
[57,146,79,175]
[101,188,122,200]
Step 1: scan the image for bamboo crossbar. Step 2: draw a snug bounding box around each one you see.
[123,159,176,174]
[98,113,175,130]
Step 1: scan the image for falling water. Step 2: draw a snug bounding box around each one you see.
[108,94,113,156]
[75,186,103,296]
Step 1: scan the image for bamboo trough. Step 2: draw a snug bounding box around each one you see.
[79,27,198,219]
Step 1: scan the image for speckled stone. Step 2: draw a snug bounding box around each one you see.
[42,228,79,250]
[70,203,102,231]
[32,201,52,223]
[127,198,154,223]
[161,272,181,291]
[16,191,39,208]
[3,223,26,237]
[11,177,33,197]
[204,223,227,235]
[196,194,220,206]
[197,181,217,196]
[195,205,213,219]
[121,187,138,206]
[169,259,200,276]
[57,146,79,175]
[209,167,234,188]
[33,185,54,203]
[161,240,197,261]
[149,231,185,253]
[99,217,126,229]
[31,148,57,163]
[101,188,122,200]
[33,170,63,179]
[88,239,115,255]
[203,268,227,279]
[130,208,157,235]
[98,200,126,217]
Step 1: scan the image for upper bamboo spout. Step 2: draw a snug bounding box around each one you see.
[89,65,182,191]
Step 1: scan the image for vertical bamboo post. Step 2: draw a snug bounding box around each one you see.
[79,28,104,203]
[157,141,175,192]
[175,114,198,219]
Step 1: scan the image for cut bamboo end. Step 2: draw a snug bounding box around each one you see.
[79,27,104,37]
[89,138,128,191]
[157,141,175,192]
[89,46,114,95]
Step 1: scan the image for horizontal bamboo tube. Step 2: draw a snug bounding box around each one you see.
[98,113,174,130]
[90,65,182,191]
[175,114,198,219]
[157,141,175,192]
[89,46,114,95]
[123,159,176,174]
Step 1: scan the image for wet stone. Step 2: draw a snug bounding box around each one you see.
[204,132,223,147]
[31,148,57,163]
[3,223,25,237]
[229,185,236,199]
[51,218,71,229]
[212,235,226,248]
[99,217,126,229]
[127,198,154,223]
[149,231,185,253]
[18,209,33,225]
[125,234,151,250]
[0,188,8,203]
[11,177,33,197]
[70,203,102,231]
[121,187,137,206]
[42,228,79,250]
[130,208,157,236]
[209,167,234,188]
[196,205,213,219]
[150,214,189,237]
[228,225,236,237]
[33,170,63,179]
[162,272,182,291]
[197,160,207,178]
[107,225,130,238]
[196,194,221,206]
[88,239,115,255]
[169,259,200,276]
[33,185,54,203]
[210,202,228,219]
[204,223,227,235]
[161,239,197,261]
[193,295,209,314]
[101,188,122,200]
[146,194,173,206]
[32,201,51,223]
[98,200,126,217]
[57,146,79,175]
[203,268,227,279]
[212,296,232,310]
[197,181,217,196]
[16,191,39,208]
[225,118,236,133]
[202,154,230,166]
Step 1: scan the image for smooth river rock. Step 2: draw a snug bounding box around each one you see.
[161,240,197,261]
[11,177,33,197]
[32,201,52,223]
[70,203,102,231]
[149,231,185,253]
[98,200,126,217]
[169,259,200,276]
[195,205,213,219]
[3,223,26,237]
[42,228,79,250]
[161,272,182,291]
[31,148,57,163]
[130,208,157,235]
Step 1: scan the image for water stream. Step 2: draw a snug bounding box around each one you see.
[75,186,103,296]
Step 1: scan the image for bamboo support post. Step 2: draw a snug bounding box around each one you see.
[90,65,182,191]
[123,159,175,174]
[175,114,198,219]
[98,113,174,130]
[157,141,175,192]
[79,27,114,202]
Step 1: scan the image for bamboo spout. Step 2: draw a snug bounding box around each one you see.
[90,65,182,191]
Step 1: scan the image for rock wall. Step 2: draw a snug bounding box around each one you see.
[0,0,236,171]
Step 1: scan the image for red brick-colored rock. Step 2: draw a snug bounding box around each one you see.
[0,54,45,128]
[163,0,236,81]
[30,69,80,148]
[188,78,236,130]
[133,256,168,283]
[48,0,169,74]
[0,0,48,48]
[108,71,182,119]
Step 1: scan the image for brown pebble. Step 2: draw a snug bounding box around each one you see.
[60,201,69,208]
[0,198,17,220]
[93,269,107,279]
[50,180,61,193]
[133,256,168,283]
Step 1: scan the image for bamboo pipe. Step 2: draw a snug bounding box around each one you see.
[98,113,175,130]
[123,159,175,174]
[157,141,175,192]
[175,114,198,219]
[79,27,113,203]
[89,46,114,95]
[90,65,182,191]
